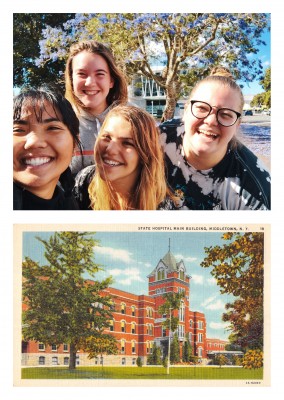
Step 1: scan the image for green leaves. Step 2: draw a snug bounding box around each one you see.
[22,231,116,368]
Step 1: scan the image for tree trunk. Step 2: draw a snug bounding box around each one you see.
[161,82,179,123]
[69,343,77,370]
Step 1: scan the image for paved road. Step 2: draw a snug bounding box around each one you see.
[241,115,271,126]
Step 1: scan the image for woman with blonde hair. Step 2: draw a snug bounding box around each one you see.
[73,105,181,210]
[160,66,271,210]
[65,40,128,174]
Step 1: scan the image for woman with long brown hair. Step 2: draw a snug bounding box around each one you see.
[73,105,181,210]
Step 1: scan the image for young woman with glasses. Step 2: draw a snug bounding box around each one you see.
[160,67,271,210]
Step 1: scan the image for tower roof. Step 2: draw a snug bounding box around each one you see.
[161,250,178,271]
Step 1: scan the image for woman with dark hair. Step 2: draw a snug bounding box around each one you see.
[65,40,128,174]
[13,85,81,210]
[160,67,271,210]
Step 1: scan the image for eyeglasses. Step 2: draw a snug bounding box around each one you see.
[190,100,241,127]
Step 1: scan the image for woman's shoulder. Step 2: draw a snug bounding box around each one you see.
[73,165,96,210]
[158,196,189,210]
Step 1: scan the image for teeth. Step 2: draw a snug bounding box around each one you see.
[24,157,51,166]
[199,130,218,138]
[104,159,121,166]
[84,90,99,95]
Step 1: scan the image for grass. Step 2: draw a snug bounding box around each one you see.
[22,366,263,380]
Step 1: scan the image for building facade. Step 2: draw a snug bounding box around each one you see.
[22,247,227,367]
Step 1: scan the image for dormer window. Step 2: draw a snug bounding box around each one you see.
[157,268,165,280]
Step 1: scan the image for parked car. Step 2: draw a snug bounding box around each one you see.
[244,110,253,116]
[262,109,271,115]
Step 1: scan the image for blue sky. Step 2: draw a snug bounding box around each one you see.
[238,29,270,95]
[22,230,247,341]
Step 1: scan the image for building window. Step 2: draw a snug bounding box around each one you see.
[157,268,165,280]
[198,321,203,329]
[162,327,166,337]
[178,324,185,338]
[38,343,45,351]
[63,344,68,352]
[38,356,45,365]
[109,319,114,332]
[132,358,136,365]
[52,356,58,365]
[149,342,153,354]
[121,339,125,354]
[51,344,57,352]
[146,307,153,318]
[179,301,185,322]
[131,322,136,334]
[148,324,153,335]
[179,270,185,280]
[76,355,80,365]
[121,303,126,314]
[188,332,192,342]
[64,357,69,365]
[198,347,203,358]
[131,306,135,316]
[121,320,126,333]
[198,333,203,342]
[131,341,136,354]
[146,341,150,353]
[189,320,193,328]
[122,357,126,365]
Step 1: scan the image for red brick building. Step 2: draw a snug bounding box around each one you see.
[22,248,227,367]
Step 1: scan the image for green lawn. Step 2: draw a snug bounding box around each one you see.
[22,366,263,380]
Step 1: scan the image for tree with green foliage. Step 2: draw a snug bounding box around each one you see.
[13,13,75,89]
[170,333,180,364]
[182,333,192,362]
[15,13,269,121]
[215,353,229,368]
[158,291,184,373]
[136,356,143,367]
[22,231,115,370]
[251,66,271,109]
[201,232,264,352]
[147,342,162,365]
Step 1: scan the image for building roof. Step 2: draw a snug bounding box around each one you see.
[162,250,178,270]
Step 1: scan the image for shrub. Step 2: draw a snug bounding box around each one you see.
[242,350,263,369]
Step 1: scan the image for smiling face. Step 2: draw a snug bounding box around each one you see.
[96,115,141,194]
[72,51,114,115]
[13,101,74,199]
[183,81,242,169]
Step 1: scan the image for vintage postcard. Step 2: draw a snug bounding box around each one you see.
[14,223,270,387]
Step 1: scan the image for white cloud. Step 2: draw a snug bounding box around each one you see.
[174,253,197,262]
[207,277,217,286]
[205,299,225,311]
[109,267,144,286]
[191,274,204,284]
[201,296,217,308]
[209,321,230,330]
[95,246,133,263]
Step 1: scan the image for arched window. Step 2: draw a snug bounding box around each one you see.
[131,341,136,354]
[131,322,136,334]
[109,319,114,331]
[179,270,185,280]
[131,306,136,316]
[121,320,126,333]
[157,268,165,280]
[121,339,126,354]
[121,303,126,314]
